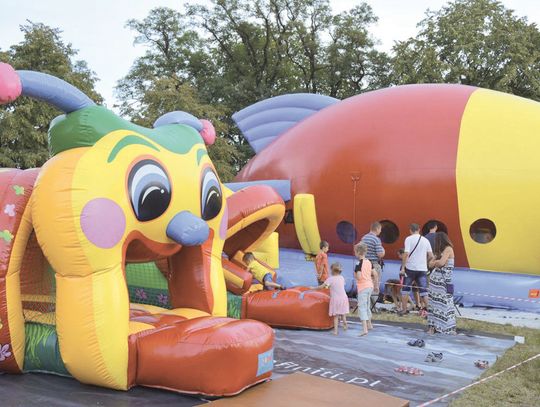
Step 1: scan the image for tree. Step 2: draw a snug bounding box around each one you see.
[187,0,386,100]
[118,2,388,179]
[0,22,102,169]
[115,8,241,181]
[391,0,540,100]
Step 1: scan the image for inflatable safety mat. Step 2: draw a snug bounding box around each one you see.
[204,372,408,406]
[271,322,515,406]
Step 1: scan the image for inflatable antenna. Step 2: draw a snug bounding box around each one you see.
[0,62,95,113]
[0,62,216,145]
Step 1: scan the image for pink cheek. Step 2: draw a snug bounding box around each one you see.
[219,204,228,240]
[80,198,126,249]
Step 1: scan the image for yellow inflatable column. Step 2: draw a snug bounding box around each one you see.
[293,194,322,256]
[253,232,280,269]
[32,149,129,390]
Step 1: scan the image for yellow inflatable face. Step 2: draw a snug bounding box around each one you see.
[30,109,228,389]
[72,128,225,258]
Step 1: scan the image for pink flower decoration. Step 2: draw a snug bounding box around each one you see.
[157,293,169,305]
[3,204,15,217]
[135,288,147,301]
[0,343,12,361]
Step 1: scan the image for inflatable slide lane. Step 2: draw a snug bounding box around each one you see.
[223,186,333,330]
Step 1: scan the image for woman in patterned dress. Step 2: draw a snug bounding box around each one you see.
[427,232,456,334]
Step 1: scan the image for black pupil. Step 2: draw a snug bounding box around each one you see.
[137,183,171,221]
[202,185,221,220]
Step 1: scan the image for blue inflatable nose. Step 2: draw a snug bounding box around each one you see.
[166,211,209,246]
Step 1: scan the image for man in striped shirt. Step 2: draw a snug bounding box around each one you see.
[360,221,385,295]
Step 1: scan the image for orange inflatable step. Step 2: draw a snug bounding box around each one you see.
[128,316,274,396]
[241,287,333,330]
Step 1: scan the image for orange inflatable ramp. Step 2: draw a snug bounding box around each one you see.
[205,372,409,407]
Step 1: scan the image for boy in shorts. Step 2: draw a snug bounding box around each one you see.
[243,252,284,290]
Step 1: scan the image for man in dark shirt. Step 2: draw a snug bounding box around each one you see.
[424,221,438,251]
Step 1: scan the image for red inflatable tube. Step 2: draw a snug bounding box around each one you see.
[222,258,253,295]
[128,315,274,396]
[241,287,333,330]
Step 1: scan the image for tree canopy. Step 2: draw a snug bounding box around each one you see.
[0,22,102,168]
[116,1,386,179]
[391,0,540,100]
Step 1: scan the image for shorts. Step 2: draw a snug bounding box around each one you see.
[262,273,273,289]
[372,262,382,294]
[357,287,373,321]
[401,269,428,297]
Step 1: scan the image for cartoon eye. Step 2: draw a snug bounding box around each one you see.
[201,168,222,221]
[128,159,171,222]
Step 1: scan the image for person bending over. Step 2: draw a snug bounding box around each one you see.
[243,252,284,290]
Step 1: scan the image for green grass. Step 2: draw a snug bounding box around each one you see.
[371,311,540,407]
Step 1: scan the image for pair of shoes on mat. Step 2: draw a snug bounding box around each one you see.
[425,352,443,362]
[407,339,425,348]
[395,366,424,376]
[474,360,489,369]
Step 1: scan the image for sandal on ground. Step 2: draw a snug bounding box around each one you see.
[474,360,489,369]
[395,366,424,376]
[425,352,443,362]
[407,339,425,348]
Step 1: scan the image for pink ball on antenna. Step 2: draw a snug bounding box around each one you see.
[199,119,216,145]
[0,63,22,104]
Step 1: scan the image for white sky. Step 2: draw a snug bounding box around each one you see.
[0,0,538,107]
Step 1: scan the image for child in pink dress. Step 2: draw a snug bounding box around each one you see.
[314,262,349,335]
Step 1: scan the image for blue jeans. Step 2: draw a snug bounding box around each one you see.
[402,269,428,297]
[357,287,373,321]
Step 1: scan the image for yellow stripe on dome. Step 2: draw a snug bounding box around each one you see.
[457,89,540,275]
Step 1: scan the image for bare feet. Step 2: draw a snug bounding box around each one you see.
[358,331,368,337]
[368,322,373,330]
[332,330,338,335]
[343,323,348,331]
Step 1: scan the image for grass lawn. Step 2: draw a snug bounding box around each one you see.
[371,311,540,406]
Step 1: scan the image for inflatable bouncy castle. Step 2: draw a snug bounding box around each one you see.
[232,87,540,276]
[231,87,540,309]
[0,63,331,395]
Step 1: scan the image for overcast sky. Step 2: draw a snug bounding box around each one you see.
[1,0,538,107]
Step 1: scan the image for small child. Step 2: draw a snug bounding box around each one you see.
[315,241,329,284]
[354,242,378,336]
[243,252,284,290]
[313,262,349,335]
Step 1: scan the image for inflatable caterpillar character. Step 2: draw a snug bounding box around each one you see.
[0,62,283,395]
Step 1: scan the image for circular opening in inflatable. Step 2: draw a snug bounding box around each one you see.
[469,218,496,244]
[421,220,448,235]
[336,221,357,244]
[379,220,399,244]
